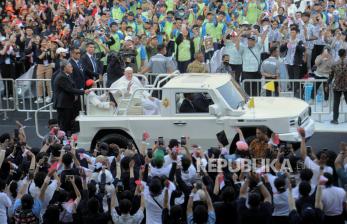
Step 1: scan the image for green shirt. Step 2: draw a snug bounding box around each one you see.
[110,32,122,52]
[246,2,260,24]
[111,7,125,21]
[203,22,215,39]
[213,23,225,41]
[137,24,145,35]
[177,40,191,62]
[163,22,174,37]
[166,0,174,12]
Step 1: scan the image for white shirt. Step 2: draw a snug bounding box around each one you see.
[304,157,333,186]
[322,186,346,216]
[143,183,176,224]
[181,165,197,187]
[292,183,316,200]
[28,179,58,220]
[0,192,12,224]
[111,208,144,224]
[266,173,278,194]
[149,164,172,178]
[272,190,290,216]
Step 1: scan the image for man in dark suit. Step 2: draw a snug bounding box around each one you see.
[69,47,86,131]
[53,59,90,136]
[192,93,210,113]
[69,47,85,89]
[179,93,196,113]
[80,42,102,80]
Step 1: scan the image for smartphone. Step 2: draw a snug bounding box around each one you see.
[63,140,70,146]
[181,137,187,146]
[147,149,153,158]
[158,137,164,146]
[306,146,312,154]
[216,130,229,147]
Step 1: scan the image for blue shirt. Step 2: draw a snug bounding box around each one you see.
[13,198,42,218]
[239,43,263,72]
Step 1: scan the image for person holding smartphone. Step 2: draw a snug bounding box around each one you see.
[310,46,333,105]
[334,142,347,187]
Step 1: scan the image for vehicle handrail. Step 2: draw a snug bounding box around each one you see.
[152,74,169,87]
[149,72,180,95]
[35,102,54,139]
[134,74,149,87]
[125,87,163,115]
[157,73,179,87]
[86,88,124,115]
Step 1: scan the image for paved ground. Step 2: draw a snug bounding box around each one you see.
[0,111,346,153]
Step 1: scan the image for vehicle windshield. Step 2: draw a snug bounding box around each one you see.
[217,79,248,109]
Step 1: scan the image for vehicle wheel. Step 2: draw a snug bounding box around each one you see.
[98,133,132,149]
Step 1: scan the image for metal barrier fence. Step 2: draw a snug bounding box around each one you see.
[241,79,346,122]
[35,103,54,139]
[2,77,347,123]
[144,73,160,85]
[0,78,16,120]
[15,78,55,120]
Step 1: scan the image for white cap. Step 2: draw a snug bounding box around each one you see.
[56,47,68,54]
[124,36,133,42]
[124,67,133,72]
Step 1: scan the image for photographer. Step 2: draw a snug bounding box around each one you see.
[119,36,138,72]
[0,36,17,101]
[106,52,124,87]
[35,38,55,104]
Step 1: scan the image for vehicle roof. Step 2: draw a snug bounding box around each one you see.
[163,73,230,89]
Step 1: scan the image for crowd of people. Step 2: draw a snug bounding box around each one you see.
[0,0,347,123]
[0,0,347,223]
[0,118,347,224]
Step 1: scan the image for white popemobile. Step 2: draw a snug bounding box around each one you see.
[76,73,315,151]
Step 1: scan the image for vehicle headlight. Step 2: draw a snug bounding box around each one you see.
[308,107,312,116]
[298,117,302,126]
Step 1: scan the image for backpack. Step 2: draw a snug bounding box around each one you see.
[13,208,38,224]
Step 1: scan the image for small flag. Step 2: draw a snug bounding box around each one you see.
[248,97,255,109]
[263,81,275,92]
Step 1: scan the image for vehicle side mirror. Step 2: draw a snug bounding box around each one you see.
[209,104,222,117]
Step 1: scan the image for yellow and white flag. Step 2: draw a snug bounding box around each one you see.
[262,81,275,92]
[248,97,255,109]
